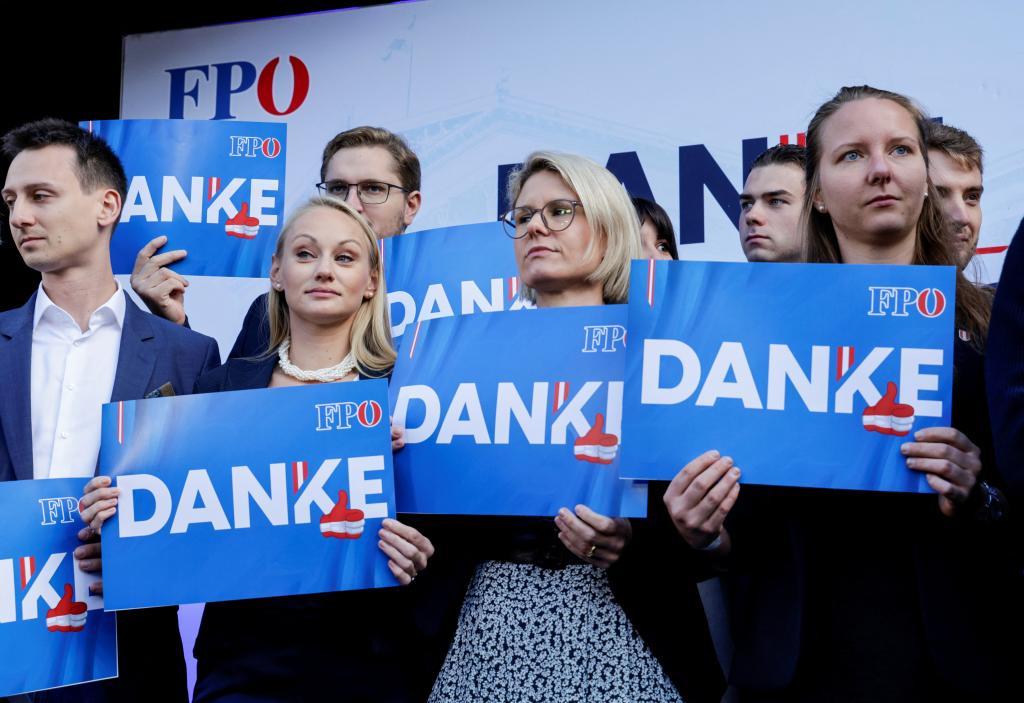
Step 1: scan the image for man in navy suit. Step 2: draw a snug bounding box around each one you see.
[0,119,220,702]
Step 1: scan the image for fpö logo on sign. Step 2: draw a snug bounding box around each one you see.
[2,496,100,631]
[868,286,947,318]
[315,400,384,431]
[167,56,310,120]
[229,135,282,159]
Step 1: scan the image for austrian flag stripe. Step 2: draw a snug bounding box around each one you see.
[647,259,656,307]
[836,346,855,380]
[508,277,519,301]
[20,556,35,589]
[292,461,308,494]
[552,381,570,413]
[408,321,423,359]
[208,176,220,199]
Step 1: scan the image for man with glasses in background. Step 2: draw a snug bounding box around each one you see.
[130,126,422,356]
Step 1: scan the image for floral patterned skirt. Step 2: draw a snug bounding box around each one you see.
[429,561,684,703]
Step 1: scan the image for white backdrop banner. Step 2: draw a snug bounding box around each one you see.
[120,0,1024,351]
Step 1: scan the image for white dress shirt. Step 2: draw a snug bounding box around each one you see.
[31,283,125,479]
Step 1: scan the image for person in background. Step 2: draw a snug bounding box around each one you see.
[738,144,806,263]
[633,196,679,260]
[924,121,985,271]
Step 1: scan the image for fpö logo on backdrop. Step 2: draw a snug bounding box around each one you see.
[166,56,310,120]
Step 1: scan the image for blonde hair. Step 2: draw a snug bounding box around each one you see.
[266,196,396,376]
[506,151,642,304]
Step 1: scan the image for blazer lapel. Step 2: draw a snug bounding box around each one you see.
[0,294,38,480]
[110,293,158,403]
[226,354,277,390]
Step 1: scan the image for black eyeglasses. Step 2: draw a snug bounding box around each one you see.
[499,199,582,239]
[315,180,409,204]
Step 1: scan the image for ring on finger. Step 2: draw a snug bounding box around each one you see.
[585,544,597,559]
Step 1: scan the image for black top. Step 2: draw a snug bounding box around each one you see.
[190,356,461,703]
[725,336,1020,701]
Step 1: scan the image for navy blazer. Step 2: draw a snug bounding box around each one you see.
[227,293,270,360]
[0,290,221,481]
[988,218,1024,507]
[0,290,220,703]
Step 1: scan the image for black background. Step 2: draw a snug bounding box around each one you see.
[0,3,394,312]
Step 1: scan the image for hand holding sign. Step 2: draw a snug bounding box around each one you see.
[554,504,631,569]
[378,518,434,585]
[901,426,983,517]
[663,450,741,553]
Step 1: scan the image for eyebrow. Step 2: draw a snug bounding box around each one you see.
[831,135,917,155]
[740,189,793,202]
[2,181,58,195]
[291,233,362,248]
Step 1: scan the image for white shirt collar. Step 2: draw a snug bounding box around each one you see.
[33,281,126,332]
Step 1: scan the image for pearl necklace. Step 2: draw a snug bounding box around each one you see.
[277,338,357,383]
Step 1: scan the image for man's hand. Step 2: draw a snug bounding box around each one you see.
[903,426,982,517]
[131,235,189,324]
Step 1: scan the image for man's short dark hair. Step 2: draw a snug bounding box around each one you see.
[320,126,421,192]
[2,118,128,205]
[751,143,807,171]
[632,196,679,260]
[925,121,984,174]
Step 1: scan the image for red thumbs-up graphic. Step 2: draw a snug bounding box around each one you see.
[573,413,620,465]
[319,490,365,539]
[225,202,260,240]
[46,584,87,633]
[862,381,916,436]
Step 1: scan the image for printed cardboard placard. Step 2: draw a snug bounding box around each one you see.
[390,305,647,516]
[621,260,954,492]
[0,478,117,697]
[86,119,287,278]
[382,221,529,343]
[98,380,397,610]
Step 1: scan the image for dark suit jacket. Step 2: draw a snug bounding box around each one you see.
[190,356,458,703]
[0,290,220,703]
[987,218,1024,506]
[724,336,1019,699]
[228,293,270,360]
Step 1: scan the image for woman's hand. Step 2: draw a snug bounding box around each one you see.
[663,450,740,553]
[555,504,632,569]
[377,519,434,585]
[391,417,405,453]
[902,426,982,517]
[78,476,119,533]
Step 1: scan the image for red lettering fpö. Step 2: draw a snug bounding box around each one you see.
[256,56,310,116]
